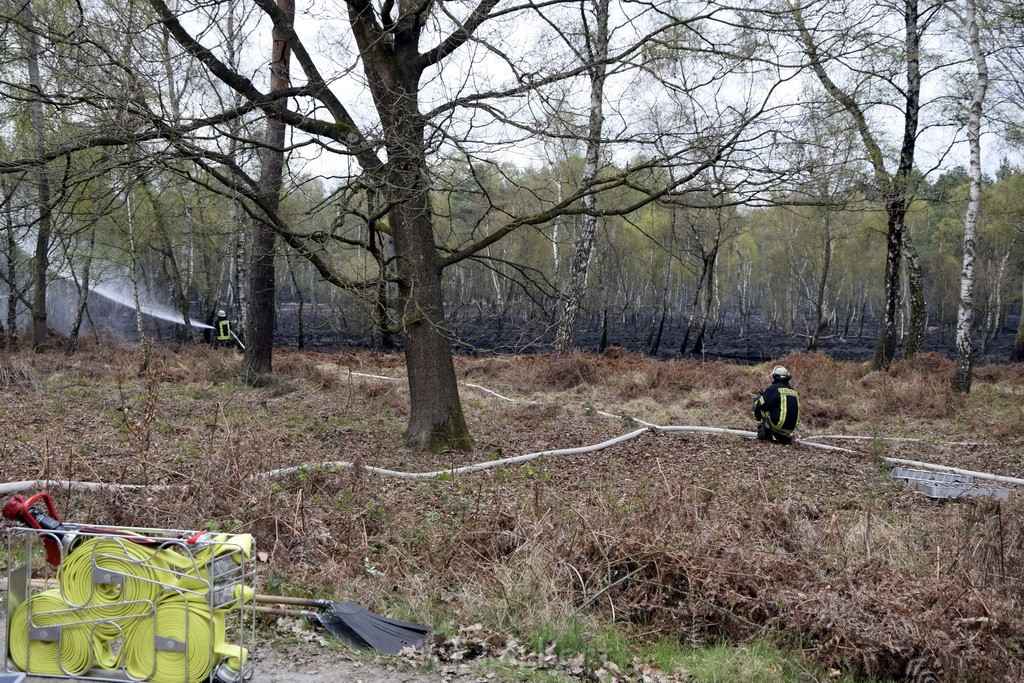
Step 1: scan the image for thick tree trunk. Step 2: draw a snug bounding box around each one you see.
[555,218,598,355]
[244,0,294,375]
[879,0,921,368]
[29,202,51,350]
[871,206,904,371]
[246,190,278,373]
[390,167,470,451]
[368,61,470,451]
[21,0,52,351]
[954,0,987,392]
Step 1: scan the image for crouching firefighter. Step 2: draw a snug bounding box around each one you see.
[753,365,800,444]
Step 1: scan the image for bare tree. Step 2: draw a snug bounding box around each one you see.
[787,103,862,350]
[16,0,55,350]
[554,0,611,355]
[952,0,989,391]
[790,0,941,369]
[673,186,732,356]
[244,0,294,375]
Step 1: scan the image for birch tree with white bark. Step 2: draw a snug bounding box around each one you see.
[554,0,611,356]
[952,0,989,392]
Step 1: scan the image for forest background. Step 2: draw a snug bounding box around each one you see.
[2,0,1024,449]
[7,2,1024,679]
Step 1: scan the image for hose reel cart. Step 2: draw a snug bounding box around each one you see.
[4,496,255,682]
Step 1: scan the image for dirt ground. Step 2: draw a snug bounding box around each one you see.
[1,615,481,683]
[2,345,1024,681]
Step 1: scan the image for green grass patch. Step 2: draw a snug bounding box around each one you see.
[530,620,630,670]
[660,639,853,682]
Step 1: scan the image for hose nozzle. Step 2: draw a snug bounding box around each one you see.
[2,492,72,566]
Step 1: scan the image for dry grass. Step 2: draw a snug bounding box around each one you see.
[0,357,38,389]
[3,344,1024,681]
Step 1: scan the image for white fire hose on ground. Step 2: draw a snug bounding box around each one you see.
[2,375,1021,493]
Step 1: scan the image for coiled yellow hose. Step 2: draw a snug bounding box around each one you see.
[123,592,248,683]
[10,532,254,680]
[57,536,177,638]
[8,589,100,676]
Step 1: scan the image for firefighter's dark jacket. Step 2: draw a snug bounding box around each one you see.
[753,380,800,436]
[215,316,232,342]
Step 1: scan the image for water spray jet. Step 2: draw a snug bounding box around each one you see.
[17,227,217,333]
[85,281,213,330]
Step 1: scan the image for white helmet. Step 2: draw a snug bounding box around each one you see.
[217,310,227,317]
[771,365,791,380]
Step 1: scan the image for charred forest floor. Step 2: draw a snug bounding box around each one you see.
[2,344,1024,681]
[268,303,1022,366]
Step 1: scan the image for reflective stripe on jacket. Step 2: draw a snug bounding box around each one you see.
[753,382,800,436]
[216,319,232,342]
